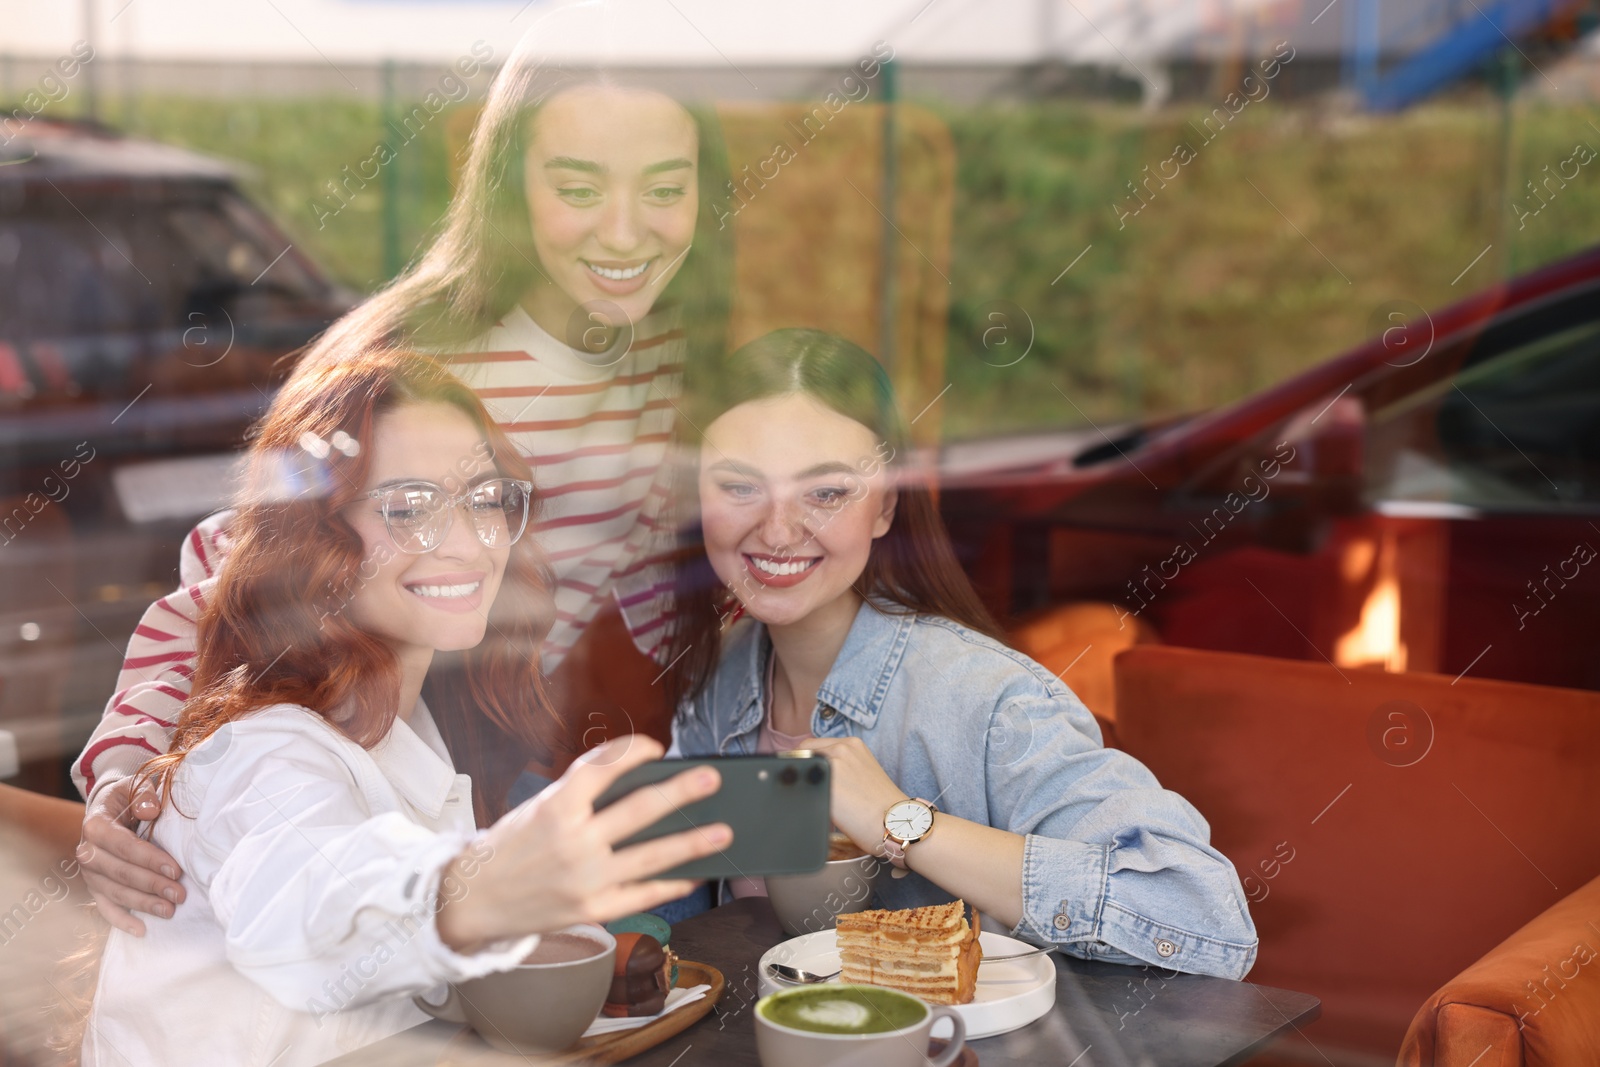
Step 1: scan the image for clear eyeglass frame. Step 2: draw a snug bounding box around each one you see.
[364,477,534,554]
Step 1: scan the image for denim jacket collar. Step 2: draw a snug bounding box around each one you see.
[724,598,916,747]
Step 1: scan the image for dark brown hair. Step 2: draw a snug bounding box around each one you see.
[664,329,1003,708]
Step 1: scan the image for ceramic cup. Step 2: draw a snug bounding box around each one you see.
[414,923,615,1054]
[766,835,885,936]
[755,984,967,1067]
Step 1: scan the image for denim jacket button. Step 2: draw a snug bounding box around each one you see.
[1052,913,1070,931]
[1155,938,1177,958]
[820,706,837,720]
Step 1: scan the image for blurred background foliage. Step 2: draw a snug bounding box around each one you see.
[103,92,1600,439]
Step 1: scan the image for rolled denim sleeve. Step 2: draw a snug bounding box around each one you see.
[987,694,1258,979]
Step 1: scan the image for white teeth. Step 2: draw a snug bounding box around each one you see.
[586,260,649,281]
[750,557,818,577]
[407,581,481,599]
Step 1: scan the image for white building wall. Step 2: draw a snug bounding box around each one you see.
[4,0,1314,66]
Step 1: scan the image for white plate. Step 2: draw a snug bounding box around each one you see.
[758,929,1056,1039]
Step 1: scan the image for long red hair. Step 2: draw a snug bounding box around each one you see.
[137,349,570,826]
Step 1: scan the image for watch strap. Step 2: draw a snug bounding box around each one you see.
[881,797,938,872]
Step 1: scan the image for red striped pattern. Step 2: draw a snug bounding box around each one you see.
[502,397,675,434]
[529,432,674,470]
[628,611,673,639]
[544,530,631,564]
[110,702,177,729]
[188,527,213,579]
[475,362,683,399]
[449,329,681,367]
[536,464,658,500]
[445,349,530,365]
[109,681,190,707]
[537,499,644,533]
[78,736,161,796]
[616,577,674,609]
[73,573,212,799]
[124,649,198,671]
[154,597,195,624]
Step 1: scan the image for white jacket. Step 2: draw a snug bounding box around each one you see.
[84,700,537,1066]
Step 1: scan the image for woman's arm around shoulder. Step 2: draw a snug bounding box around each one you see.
[74,577,221,934]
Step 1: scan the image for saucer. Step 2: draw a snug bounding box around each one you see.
[758,930,1056,1039]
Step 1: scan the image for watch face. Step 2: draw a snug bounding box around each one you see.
[886,800,933,841]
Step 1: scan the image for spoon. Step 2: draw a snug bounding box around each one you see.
[768,946,1055,984]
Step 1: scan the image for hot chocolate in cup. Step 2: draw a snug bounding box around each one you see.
[413,923,615,1054]
[755,984,967,1067]
[767,833,884,936]
[828,834,869,862]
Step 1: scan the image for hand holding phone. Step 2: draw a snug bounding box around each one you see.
[435,737,732,952]
[594,753,832,881]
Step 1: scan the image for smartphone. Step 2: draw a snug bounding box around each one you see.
[593,753,831,881]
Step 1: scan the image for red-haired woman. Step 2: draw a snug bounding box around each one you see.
[79,350,728,1066]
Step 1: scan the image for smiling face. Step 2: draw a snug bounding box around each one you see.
[344,401,510,664]
[699,394,898,632]
[520,85,699,343]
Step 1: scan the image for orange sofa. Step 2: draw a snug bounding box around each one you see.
[1398,873,1600,1067]
[1113,646,1600,1065]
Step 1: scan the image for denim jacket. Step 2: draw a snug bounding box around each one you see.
[669,599,1259,979]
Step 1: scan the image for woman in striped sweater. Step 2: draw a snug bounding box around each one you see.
[73,29,732,936]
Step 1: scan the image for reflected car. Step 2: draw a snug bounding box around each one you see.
[942,244,1600,694]
[0,119,354,792]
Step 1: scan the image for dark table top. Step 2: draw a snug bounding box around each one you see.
[331,898,1319,1067]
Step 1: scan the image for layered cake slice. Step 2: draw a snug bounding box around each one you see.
[834,899,983,1005]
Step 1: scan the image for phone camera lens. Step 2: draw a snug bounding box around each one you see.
[807,765,825,785]
[779,766,799,786]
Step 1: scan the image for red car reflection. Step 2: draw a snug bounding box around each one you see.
[0,120,354,792]
[942,244,1600,694]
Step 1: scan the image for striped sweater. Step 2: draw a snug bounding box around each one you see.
[73,305,682,800]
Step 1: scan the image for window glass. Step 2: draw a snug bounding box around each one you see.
[0,212,160,340]
[1364,318,1600,512]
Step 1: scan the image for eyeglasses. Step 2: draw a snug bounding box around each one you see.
[365,478,534,554]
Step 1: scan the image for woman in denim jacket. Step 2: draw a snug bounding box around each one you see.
[664,329,1258,979]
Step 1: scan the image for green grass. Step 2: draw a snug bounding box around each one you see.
[936,97,1600,437]
[113,95,461,290]
[76,91,1600,440]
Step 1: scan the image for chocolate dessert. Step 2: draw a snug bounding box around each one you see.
[601,932,677,1017]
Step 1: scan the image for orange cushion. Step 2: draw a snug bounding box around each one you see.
[1009,601,1156,727]
[1400,874,1600,1067]
[1113,646,1600,1060]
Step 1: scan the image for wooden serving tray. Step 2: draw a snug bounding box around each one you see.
[440,960,725,1065]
